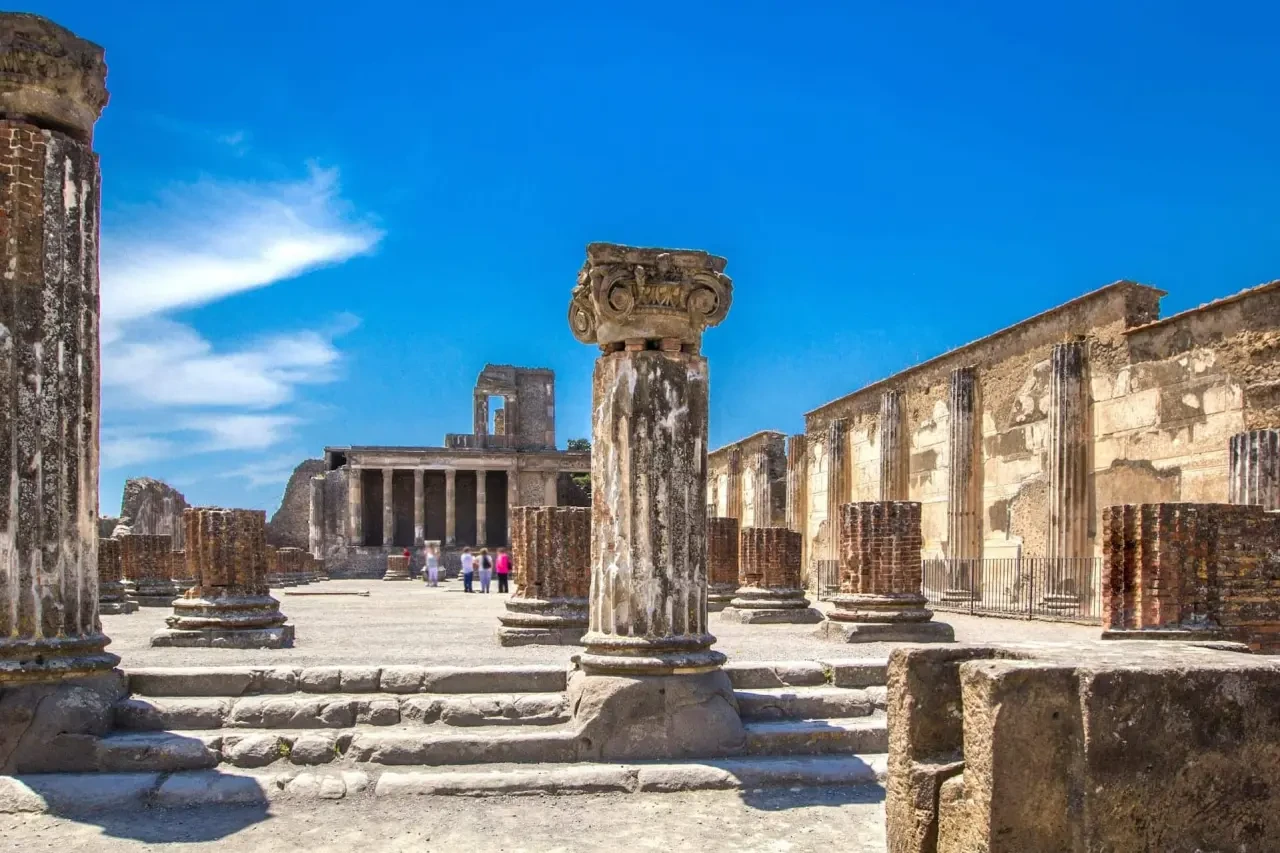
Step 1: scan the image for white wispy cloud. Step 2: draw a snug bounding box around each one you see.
[99,166,380,491]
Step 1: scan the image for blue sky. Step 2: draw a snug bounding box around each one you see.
[39,1,1279,515]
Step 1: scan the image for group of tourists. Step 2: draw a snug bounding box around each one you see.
[409,543,510,593]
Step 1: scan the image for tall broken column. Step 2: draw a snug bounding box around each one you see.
[706,516,740,611]
[497,506,590,646]
[1229,429,1280,511]
[0,15,117,686]
[722,527,822,624]
[944,366,982,602]
[97,538,136,615]
[567,242,744,760]
[152,508,293,648]
[748,446,773,527]
[1046,340,1091,611]
[785,434,809,586]
[821,501,954,643]
[878,389,908,501]
[817,418,848,595]
[121,533,176,607]
[725,447,743,520]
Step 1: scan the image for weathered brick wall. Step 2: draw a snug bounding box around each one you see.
[1102,502,1280,651]
[739,527,803,590]
[169,548,192,583]
[98,538,122,584]
[267,458,325,547]
[838,501,923,596]
[707,517,740,587]
[120,534,173,582]
[274,547,308,577]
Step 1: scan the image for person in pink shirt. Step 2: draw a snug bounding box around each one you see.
[495,547,511,594]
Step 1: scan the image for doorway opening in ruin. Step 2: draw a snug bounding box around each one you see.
[487,395,506,436]
[424,471,447,542]
[485,470,509,545]
[391,470,415,547]
[455,470,478,545]
[557,471,591,507]
[361,468,383,546]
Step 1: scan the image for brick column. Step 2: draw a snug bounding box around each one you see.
[382,466,395,547]
[445,468,456,545]
[413,468,425,546]
[0,14,116,685]
[121,534,177,607]
[348,466,363,546]
[706,517,740,610]
[879,390,908,501]
[277,547,309,586]
[498,506,590,645]
[723,527,821,623]
[566,242,744,760]
[944,366,982,602]
[383,553,411,581]
[98,538,135,615]
[1229,429,1280,511]
[152,508,292,648]
[822,501,953,643]
[476,470,488,547]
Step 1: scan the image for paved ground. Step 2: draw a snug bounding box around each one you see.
[103,578,1099,668]
[2,789,886,852]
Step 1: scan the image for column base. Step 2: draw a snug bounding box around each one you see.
[99,599,138,615]
[0,635,120,683]
[497,597,588,646]
[99,582,138,615]
[1039,593,1080,613]
[569,669,746,761]
[0,671,126,773]
[132,580,181,607]
[382,571,412,581]
[150,624,295,649]
[707,583,737,612]
[577,633,727,676]
[816,619,955,644]
[719,586,823,624]
[940,588,981,604]
[828,592,935,623]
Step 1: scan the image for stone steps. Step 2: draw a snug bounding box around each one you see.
[743,715,889,756]
[734,686,887,721]
[0,755,888,812]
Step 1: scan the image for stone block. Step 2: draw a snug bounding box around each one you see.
[126,667,256,697]
[722,660,828,689]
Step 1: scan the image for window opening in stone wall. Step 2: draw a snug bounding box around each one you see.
[488,396,506,435]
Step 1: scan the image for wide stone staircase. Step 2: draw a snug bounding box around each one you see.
[4,658,890,810]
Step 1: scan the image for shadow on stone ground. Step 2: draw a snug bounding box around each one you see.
[738,783,885,812]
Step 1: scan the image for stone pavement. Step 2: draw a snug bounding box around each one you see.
[101,578,1098,669]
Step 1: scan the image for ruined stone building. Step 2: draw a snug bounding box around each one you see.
[713,279,1280,599]
[304,364,590,575]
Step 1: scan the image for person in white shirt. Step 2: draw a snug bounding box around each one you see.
[425,544,440,587]
[460,547,475,593]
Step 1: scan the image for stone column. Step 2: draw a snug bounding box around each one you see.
[822,501,954,643]
[566,242,743,760]
[308,474,325,556]
[476,469,488,547]
[1229,429,1280,511]
[725,447,743,520]
[152,508,292,648]
[1046,340,1090,611]
[785,434,808,533]
[98,538,136,615]
[445,468,457,545]
[497,506,590,646]
[723,527,822,623]
[945,366,982,602]
[817,418,848,594]
[382,466,395,547]
[879,390,908,501]
[474,392,489,438]
[121,534,177,607]
[348,466,363,546]
[0,15,117,691]
[749,447,772,527]
[706,517,740,611]
[413,468,425,545]
[508,465,520,511]
[543,473,558,507]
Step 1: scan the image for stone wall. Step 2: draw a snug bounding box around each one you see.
[1101,502,1280,652]
[707,431,787,526]
[119,477,189,549]
[267,457,324,548]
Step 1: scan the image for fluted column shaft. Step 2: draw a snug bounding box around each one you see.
[382,467,394,547]
[1229,429,1280,511]
[946,367,981,561]
[476,470,488,546]
[725,447,743,520]
[879,390,908,501]
[785,434,808,533]
[825,418,848,562]
[750,447,772,527]
[445,468,456,545]
[1047,341,1090,560]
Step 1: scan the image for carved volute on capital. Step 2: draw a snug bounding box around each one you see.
[568,242,732,348]
[0,13,108,140]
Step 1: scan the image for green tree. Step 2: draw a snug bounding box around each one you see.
[566,438,590,452]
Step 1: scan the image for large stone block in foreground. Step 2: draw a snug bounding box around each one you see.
[151,508,293,649]
[721,527,822,624]
[886,641,1280,853]
[498,506,590,646]
[821,501,953,643]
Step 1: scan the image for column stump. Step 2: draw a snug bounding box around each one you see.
[122,534,180,607]
[152,508,293,649]
[819,501,954,643]
[383,554,411,581]
[721,528,823,624]
[706,517,740,612]
[498,506,590,646]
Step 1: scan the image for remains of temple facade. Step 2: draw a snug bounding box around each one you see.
[305,364,589,577]
[707,430,786,527]
[120,533,178,607]
[706,516,741,611]
[720,527,822,623]
[821,501,954,643]
[497,506,590,645]
[152,508,293,648]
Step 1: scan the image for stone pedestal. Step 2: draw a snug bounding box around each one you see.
[121,533,178,607]
[566,242,744,759]
[706,517,740,611]
[821,501,954,643]
[152,508,293,648]
[97,538,137,615]
[383,554,411,581]
[497,506,590,646]
[722,528,823,624]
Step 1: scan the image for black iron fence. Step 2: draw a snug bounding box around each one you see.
[921,557,1103,624]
